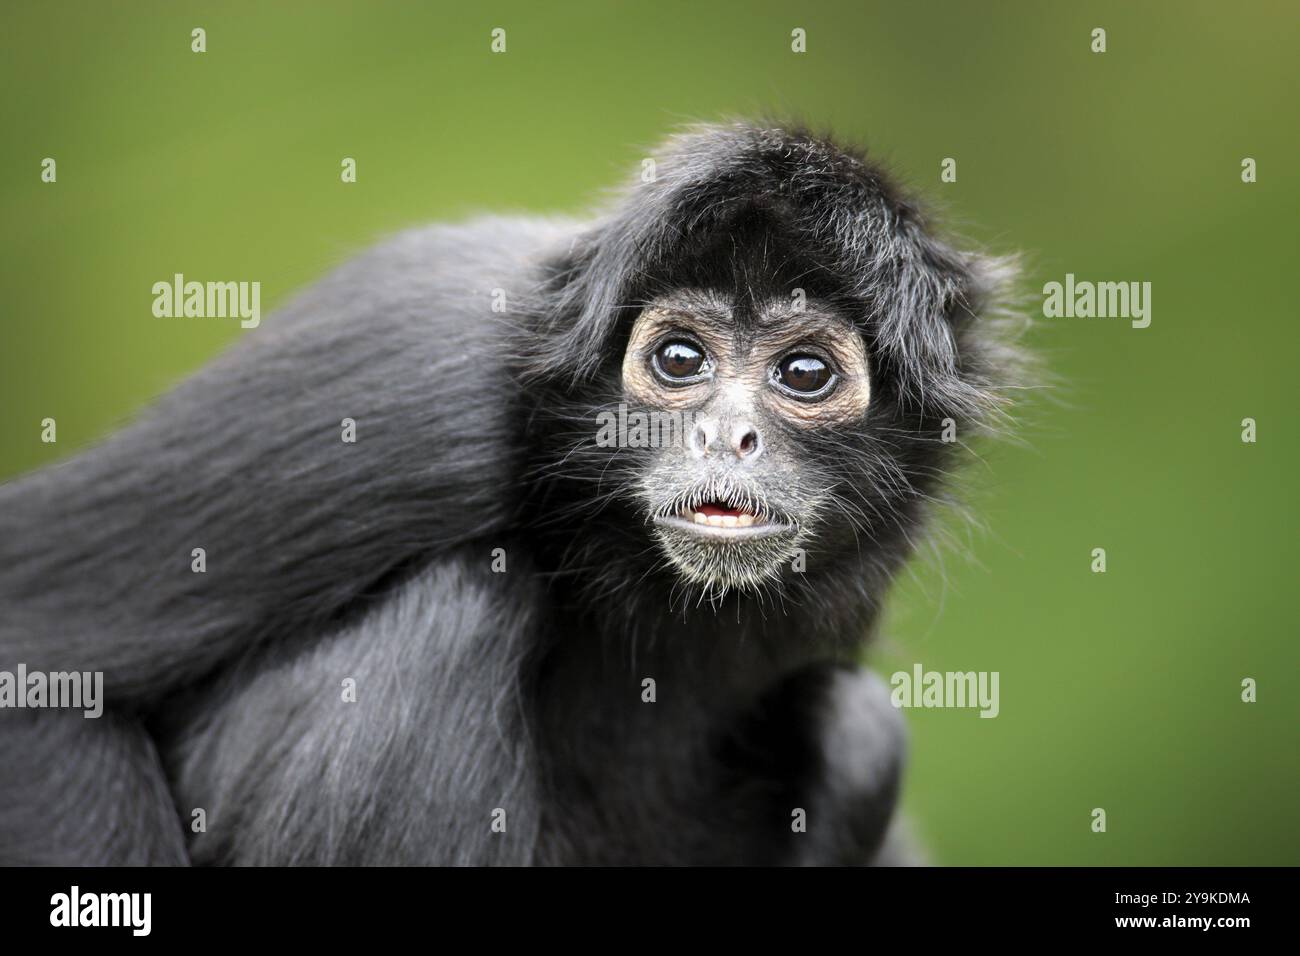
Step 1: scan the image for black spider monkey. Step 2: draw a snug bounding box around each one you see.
[0,122,1021,865]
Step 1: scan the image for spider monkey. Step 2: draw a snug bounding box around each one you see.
[0,122,1020,865]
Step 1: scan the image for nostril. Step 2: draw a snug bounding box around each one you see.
[690,420,716,458]
[735,426,761,459]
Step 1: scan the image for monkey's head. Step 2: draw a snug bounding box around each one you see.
[525,123,1022,607]
[620,288,873,592]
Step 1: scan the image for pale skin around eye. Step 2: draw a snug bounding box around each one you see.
[620,300,872,426]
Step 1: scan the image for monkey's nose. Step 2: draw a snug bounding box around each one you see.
[689,419,763,461]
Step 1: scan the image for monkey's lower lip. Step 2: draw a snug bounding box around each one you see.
[654,513,793,540]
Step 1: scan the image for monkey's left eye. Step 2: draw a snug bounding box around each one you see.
[652,340,708,382]
[773,354,835,397]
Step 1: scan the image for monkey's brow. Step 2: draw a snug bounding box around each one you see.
[644,294,848,337]
[645,289,732,317]
[639,299,731,330]
[747,302,856,338]
[750,306,837,329]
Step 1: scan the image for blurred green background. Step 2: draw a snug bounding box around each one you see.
[1,1,1295,864]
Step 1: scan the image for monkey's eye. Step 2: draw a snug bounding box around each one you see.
[773,354,835,397]
[652,340,708,382]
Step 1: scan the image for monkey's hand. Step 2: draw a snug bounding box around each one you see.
[792,666,906,866]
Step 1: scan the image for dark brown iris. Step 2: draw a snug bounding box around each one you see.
[654,340,706,379]
[775,354,832,394]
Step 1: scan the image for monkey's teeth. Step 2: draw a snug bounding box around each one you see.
[686,511,759,528]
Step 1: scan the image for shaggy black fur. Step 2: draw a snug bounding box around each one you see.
[0,122,1021,865]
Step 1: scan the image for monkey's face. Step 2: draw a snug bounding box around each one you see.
[620,290,873,594]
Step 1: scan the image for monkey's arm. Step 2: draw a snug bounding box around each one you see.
[161,551,543,865]
[0,219,569,705]
[799,667,906,865]
[715,663,906,865]
[0,711,188,864]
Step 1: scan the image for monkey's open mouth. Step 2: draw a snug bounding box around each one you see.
[686,501,759,528]
[654,500,793,540]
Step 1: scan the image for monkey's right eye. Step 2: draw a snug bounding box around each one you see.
[652,340,708,382]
